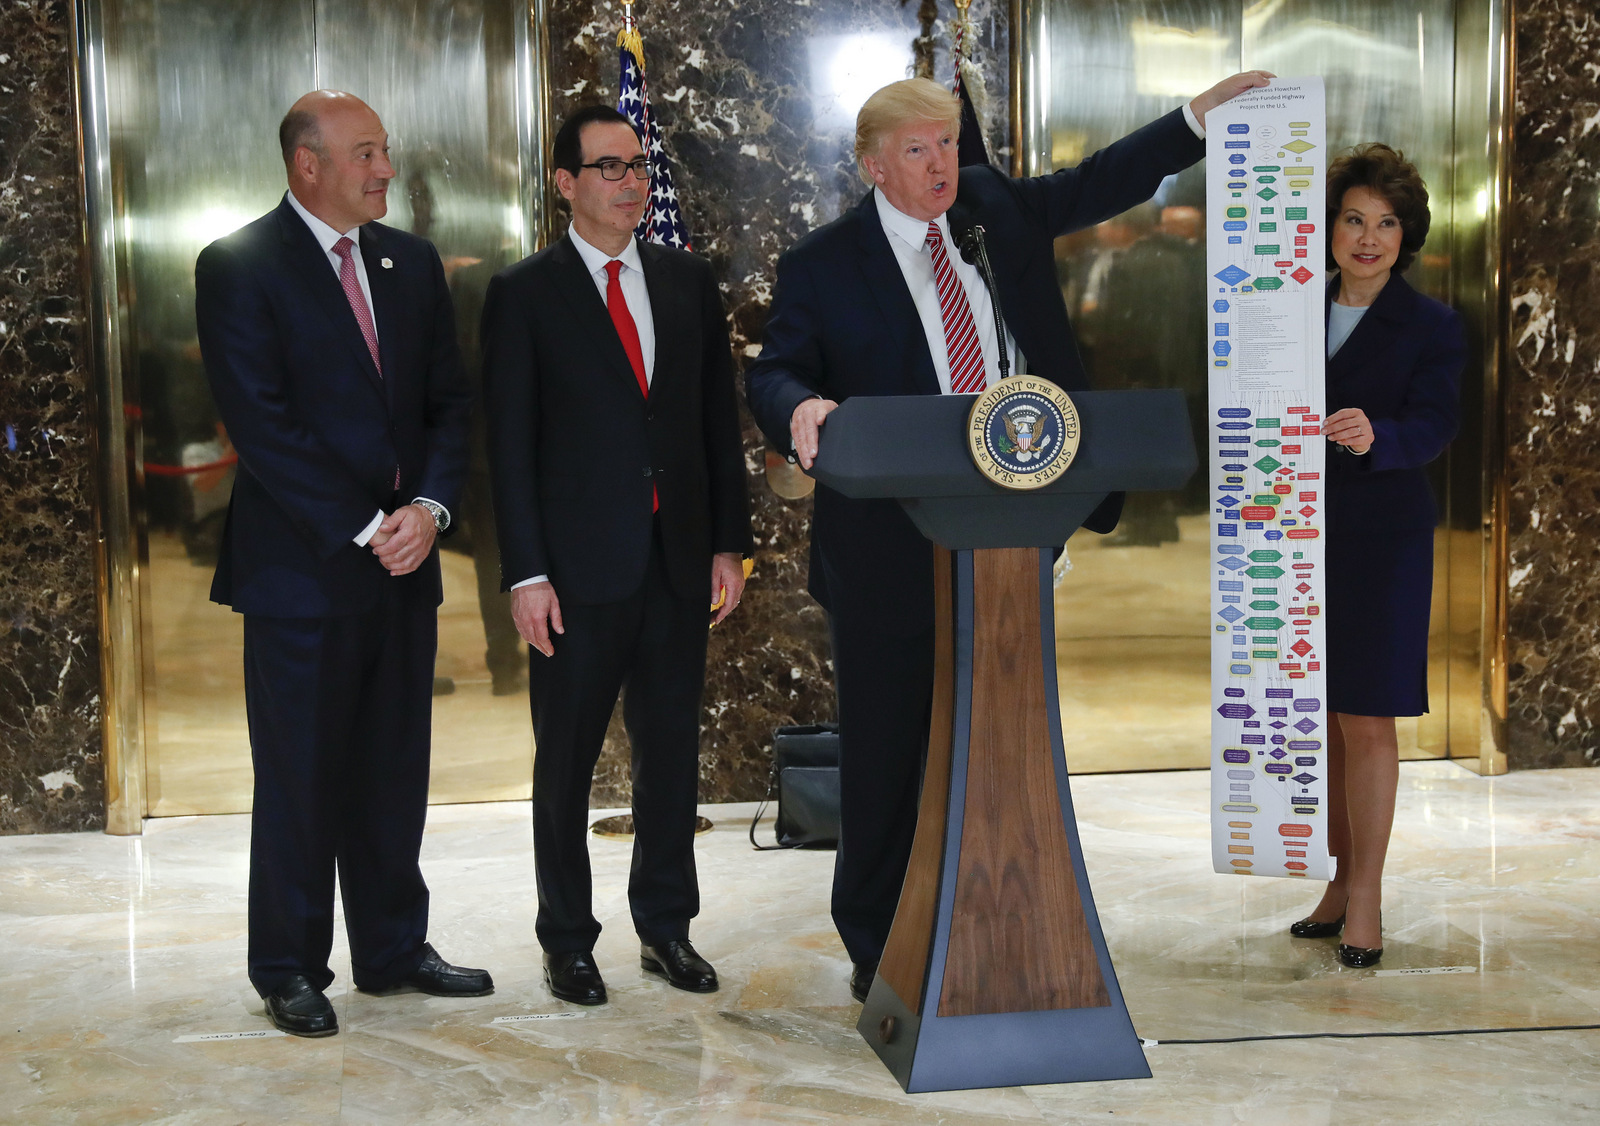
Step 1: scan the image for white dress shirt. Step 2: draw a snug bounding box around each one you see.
[874,189,1016,394]
[287,189,378,335]
[512,224,656,590]
[283,191,447,546]
[567,223,655,385]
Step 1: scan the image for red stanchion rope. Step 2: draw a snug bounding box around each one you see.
[143,454,239,477]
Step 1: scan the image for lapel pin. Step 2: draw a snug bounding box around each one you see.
[380,257,393,269]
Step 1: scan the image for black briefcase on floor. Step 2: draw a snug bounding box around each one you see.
[749,723,840,850]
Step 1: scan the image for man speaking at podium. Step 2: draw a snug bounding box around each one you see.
[745,72,1270,1002]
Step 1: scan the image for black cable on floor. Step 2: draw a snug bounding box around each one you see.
[1141,1023,1600,1046]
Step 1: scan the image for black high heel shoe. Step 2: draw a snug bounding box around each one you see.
[1337,911,1383,967]
[1337,942,1383,968]
[1288,914,1345,939]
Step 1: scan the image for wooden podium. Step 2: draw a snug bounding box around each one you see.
[808,389,1196,1092]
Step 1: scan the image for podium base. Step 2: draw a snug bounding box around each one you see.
[857,976,1151,1092]
[856,547,1150,1093]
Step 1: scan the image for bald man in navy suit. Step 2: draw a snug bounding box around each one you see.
[196,91,492,1037]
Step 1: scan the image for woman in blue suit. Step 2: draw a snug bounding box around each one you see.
[1289,144,1465,967]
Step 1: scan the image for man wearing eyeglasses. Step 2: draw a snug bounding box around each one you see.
[480,105,752,1007]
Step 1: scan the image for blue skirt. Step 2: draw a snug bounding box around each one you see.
[1323,523,1434,718]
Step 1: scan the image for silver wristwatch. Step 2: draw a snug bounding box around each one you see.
[413,498,449,534]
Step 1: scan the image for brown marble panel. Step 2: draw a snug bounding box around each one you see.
[547,0,1010,804]
[1504,1,1600,769]
[0,0,105,831]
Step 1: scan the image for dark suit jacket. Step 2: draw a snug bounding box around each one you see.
[479,234,752,605]
[1325,272,1464,534]
[195,196,472,618]
[745,108,1203,634]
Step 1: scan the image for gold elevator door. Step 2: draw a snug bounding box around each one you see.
[114,0,536,815]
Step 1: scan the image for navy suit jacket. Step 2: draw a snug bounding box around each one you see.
[1324,272,1464,533]
[746,108,1204,634]
[195,196,472,617]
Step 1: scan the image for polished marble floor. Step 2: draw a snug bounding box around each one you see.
[4,762,1599,1123]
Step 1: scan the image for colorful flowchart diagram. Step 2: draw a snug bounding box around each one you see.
[1204,78,1332,881]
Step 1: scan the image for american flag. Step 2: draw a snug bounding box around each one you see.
[951,3,993,169]
[617,25,692,250]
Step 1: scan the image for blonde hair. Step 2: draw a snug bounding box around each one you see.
[853,78,962,185]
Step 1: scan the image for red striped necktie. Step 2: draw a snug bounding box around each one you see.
[926,221,987,394]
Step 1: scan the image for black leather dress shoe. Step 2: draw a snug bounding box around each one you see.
[263,975,338,1038]
[1338,943,1383,968]
[399,943,494,996]
[849,960,878,1004]
[1289,914,1345,939]
[640,939,719,993]
[545,951,608,1005]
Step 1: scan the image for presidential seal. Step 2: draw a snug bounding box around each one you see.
[966,377,1080,490]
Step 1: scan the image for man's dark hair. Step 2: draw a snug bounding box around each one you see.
[551,105,640,176]
[1325,143,1432,274]
[279,108,325,168]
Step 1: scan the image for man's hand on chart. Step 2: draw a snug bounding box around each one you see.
[1189,71,1277,129]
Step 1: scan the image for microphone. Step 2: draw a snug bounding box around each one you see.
[954,223,1011,380]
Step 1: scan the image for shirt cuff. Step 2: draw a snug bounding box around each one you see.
[512,576,550,589]
[353,510,385,546]
[1182,102,1205,139]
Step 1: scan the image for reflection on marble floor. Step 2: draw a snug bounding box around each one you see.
[4,763,1600,1123]
[146,532,533,815]
[1055,513,1444,773]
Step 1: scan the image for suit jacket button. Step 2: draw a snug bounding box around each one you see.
[642,467,653,477]
[647,411,655,421]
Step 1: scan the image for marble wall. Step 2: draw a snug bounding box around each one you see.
[1503,0,1600,769]
[14,0,1598,838]
[546,0,1011,805]
[0,0,105,832]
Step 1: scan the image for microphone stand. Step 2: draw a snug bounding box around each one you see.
[957,223,1012,379]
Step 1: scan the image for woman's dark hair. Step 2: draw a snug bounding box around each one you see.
[1325,143,1431,273]
[551,105,639,175]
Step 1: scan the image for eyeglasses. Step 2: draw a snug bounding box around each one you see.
[579,158,653,181]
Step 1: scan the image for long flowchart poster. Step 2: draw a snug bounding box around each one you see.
[1205,78,1332,881]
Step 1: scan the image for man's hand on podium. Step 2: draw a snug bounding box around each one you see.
[790,397,839,471]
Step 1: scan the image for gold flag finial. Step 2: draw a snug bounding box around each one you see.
[618,1,645,69]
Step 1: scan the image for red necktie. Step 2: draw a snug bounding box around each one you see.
[926,222,987,394]
[605,260,657,512]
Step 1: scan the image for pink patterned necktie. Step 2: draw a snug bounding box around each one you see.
[332,236,381,376]
[926,221,987,394]
[333,236,398,491]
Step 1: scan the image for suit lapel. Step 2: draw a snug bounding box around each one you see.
[1326,273,1412,383]
[549,235,645,396]
[360,223,401,409]
[639,241,675,401]
[948,192,1034,373]
[275,199,387,401]
[855,192,939,395]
